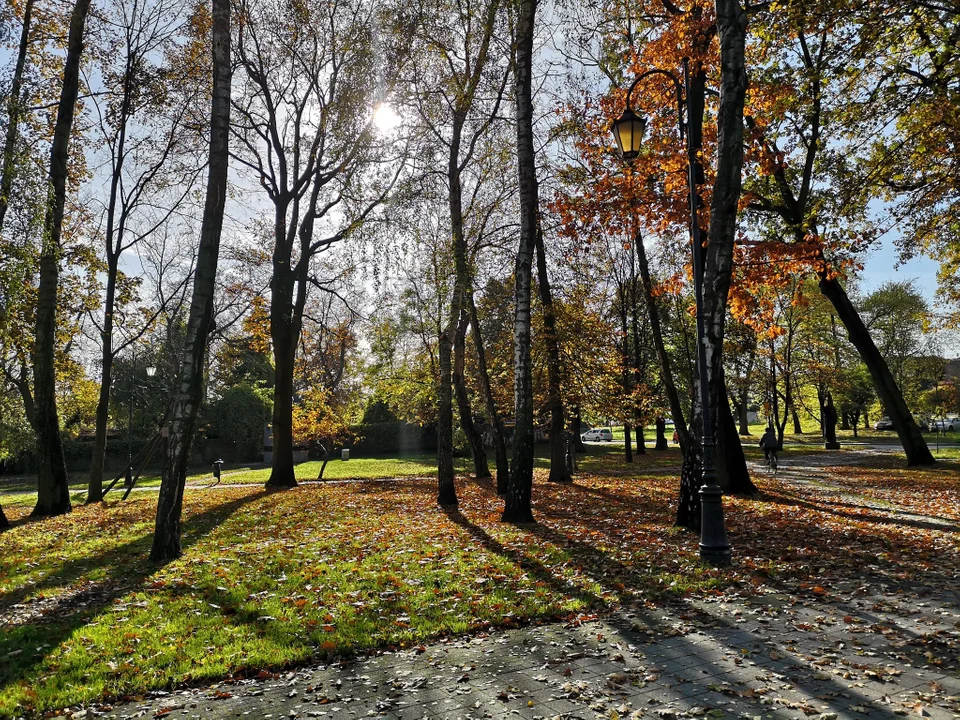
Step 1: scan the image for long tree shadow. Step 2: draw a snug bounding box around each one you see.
[439,506,607,613]
[488,494,909,718]
[566,479,673,517]
[515,498,913,718]
[757,487,960,533]
[0,490,269,710]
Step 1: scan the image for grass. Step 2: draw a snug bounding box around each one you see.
[1,446,957,716]
[0,445,679,505]
[0,452,483,499]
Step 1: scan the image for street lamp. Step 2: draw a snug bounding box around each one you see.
[611,58,731,567]
[125,364,156,487]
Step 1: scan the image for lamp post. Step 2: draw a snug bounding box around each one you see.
[610,59,731,567]
[125,364,156,487]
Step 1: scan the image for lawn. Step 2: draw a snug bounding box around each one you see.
[1,448,958,716]
[0,452,484,499]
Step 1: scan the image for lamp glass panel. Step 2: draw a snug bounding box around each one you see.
[613,119,633,155]
[627,117,646,154]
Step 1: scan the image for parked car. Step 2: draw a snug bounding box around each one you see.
[932,415,959,432]
[581,427,613,442]
[873,417,894,431]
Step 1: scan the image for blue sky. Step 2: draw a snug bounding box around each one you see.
[859,236,940,299]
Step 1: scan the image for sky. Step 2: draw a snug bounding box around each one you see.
[859,237,940,298]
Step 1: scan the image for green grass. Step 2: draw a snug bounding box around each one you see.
[0,453,477,500]
[2,443,954,716]
[0,481,596,716]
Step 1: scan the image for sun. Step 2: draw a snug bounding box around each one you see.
[372,103,401,132]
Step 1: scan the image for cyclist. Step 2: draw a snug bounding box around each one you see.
[759,426,778,468]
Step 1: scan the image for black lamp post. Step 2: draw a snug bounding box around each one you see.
[610,59,731,567]
[125,364,156,486]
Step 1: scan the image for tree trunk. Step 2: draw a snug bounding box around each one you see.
[442,116,487,494]
[617,280,634,464]
[635,230,690,452]
[150,0,230,561]
[623,421,634,462]
[534,226,571,482]
[266,279,299,488]
[437,128,463,505]
[679,0,749,533]
[791,403,802,434]
[0,505,7,528]
[737,346,754,434]
[737,394,749,434]
[818,275,933,465]
[655,417,667,450]
[32,0,92,517]
[90,51,138,503]
[468,292,509,492]
[0,0,34,230]
[437,324,457,504]
[716,379,756,495]
[676,427,702,530]
[88,344,112,503]
[454,307,490,479]
[572,405,586,453]
[503,0,537,523]
[634,424,646,454]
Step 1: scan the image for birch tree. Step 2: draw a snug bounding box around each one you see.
[151,0,231,561]
[32,0,93,517]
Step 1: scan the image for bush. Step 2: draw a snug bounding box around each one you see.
[350,421,436,454]
[208,386,270,461]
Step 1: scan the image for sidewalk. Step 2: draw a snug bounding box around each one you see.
[82,574,958,720]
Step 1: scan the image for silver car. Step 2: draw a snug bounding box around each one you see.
[581,428,613,442]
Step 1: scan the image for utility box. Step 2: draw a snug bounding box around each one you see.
[341,449,350,461]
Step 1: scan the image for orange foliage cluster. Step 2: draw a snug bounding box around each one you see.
[551,2,719,277]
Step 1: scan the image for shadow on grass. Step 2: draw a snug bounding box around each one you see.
[440,505,606,612]
[0,490,268,709]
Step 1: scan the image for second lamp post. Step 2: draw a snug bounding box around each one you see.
[610,59,731,567]
[125,364,156,486]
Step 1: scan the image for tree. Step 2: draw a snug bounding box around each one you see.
[32,0,93,517]
[86,0,204,503]
[0,0,35,231]
[674,0,750,531]
[742,4,934,465]
[231,0,404,489]
[407,0,508,502]
[502,0,538,524]
[841,2,960,324]
[151,0,231,561]
[534,225,573,481]
[860,281,931,406]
